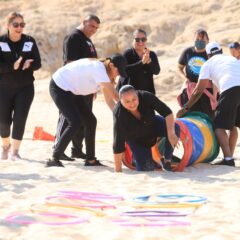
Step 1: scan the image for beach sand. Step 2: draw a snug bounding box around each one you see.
[1,0,240,239]
[0,79,240,240]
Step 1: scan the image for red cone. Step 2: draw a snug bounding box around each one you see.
[32,127,55,141]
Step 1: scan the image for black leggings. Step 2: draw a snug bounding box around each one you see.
[54,94,94,154]
[0,83,34,140]
[49,80,97,160]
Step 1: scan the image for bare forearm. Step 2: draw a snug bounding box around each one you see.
[187,87,204,108]
[178,65,187,81]
[105,98,116,111]
[100,83,119,111]
[165,113,179,148]
[165,113,175,136]
[177,79,209,118]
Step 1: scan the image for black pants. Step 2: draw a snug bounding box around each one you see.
[128,116,180,171]
[49,80,97,160]
[0,83,34,140]
[55,94,93,155]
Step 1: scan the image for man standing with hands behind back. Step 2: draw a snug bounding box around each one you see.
[54,14,100,161]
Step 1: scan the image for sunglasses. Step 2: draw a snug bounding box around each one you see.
[12,22,26,28]
[135,37,147,43]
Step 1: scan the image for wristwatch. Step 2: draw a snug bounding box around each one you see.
[183,103,189,111]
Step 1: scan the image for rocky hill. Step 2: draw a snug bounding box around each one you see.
[0,0,240,95]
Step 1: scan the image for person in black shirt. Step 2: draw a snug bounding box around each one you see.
[177,29,216,119]
[54,15,100,161]
[117,29,160,94]
[0,12,41,161]
[113,85,179,172]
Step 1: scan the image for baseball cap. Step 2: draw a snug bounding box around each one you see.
[109,54,128,78]
[206,42,222,54]
[228,42,240,49]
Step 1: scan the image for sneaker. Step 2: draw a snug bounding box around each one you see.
[71,151,87,159]
[153,161,163,170]
[161,158,172,171]
[46,158,64,167]
[211,158,235,167]
[60,153,75,161]
[172,155,181,163]
[84,159,106,167]
[1,144,11,160]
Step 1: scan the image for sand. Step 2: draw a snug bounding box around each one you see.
[1,0,240,239]
[0,79,240,240]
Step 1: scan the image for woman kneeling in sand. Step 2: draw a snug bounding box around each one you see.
[47,54,127,167]
[113,85,179,172]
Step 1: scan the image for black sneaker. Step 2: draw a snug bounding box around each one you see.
[154,161,163,170]
[71,151,87,159]
[211,158,235,167]
[60,153,75,161]
[84,159,106,167]
[161,158,172,171]
[46,158,64,167]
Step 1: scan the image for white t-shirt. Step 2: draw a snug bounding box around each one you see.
[52,59,110,95]
[199,54,240,93]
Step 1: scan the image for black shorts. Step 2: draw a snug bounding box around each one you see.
[214,86,240,130]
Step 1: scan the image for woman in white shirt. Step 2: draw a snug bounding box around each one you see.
[47,54,127,167]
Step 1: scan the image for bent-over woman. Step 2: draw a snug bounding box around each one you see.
[47,54,127,167]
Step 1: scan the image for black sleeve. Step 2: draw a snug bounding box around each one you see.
[178,48,188,66]
[113,111,126,154]
[63,34,84,62]
[124,49,144,74]
[144,91,172,117]
[27,37,41,71]
[145,51,160,75]
[0,48,14,74]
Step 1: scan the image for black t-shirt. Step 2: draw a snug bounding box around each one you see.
[178,47,208,83]
[122,48,160,94]
[113,90,172,153]
[63,29,97,64]
[0,33,41,85]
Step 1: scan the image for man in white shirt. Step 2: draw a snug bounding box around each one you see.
[177,42,240,166]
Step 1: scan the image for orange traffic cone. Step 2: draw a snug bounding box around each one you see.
[32,126,55,141]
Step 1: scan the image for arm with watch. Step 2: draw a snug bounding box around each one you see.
[176,79,210,118]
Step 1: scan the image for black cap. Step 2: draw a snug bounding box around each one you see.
[109,54,128,78]
[228,42,240,49]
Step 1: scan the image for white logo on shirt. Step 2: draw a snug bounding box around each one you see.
[22,42,33,52]
[0,42,11,52]
[86,41,95,53]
